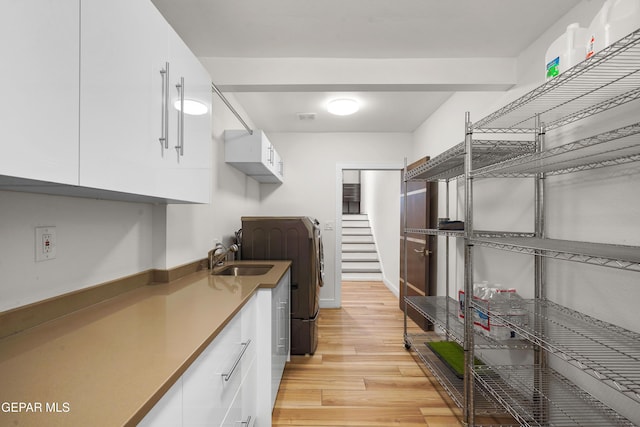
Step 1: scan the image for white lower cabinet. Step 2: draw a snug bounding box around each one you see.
[141,267,291,427]
[271,269,290,408]
[256,269,291,420]
[182,294,256,426]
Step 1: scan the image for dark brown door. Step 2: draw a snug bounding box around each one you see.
[400,180,438,330]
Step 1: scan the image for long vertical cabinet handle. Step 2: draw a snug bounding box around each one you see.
[175,77,185,160]
[277,300,287,349]
[159,62,170,151]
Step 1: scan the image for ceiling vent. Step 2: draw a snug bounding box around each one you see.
[297,112,316,121]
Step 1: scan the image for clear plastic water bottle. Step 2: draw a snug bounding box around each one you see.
[488,287,512,341]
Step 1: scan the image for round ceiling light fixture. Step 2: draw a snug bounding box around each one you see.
[327,98,359,116]
[174,99,209,116]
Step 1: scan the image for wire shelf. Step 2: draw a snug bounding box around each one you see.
[405,334,516,423]
[473,29,640,132]
[472,122,640,177]
[405,228,536,239]
[405,296,530,350]
[471,236,640,272]
[405,140,535,181]
[405,227,465,238]
[474,365,636,426]
[471,298,640,404]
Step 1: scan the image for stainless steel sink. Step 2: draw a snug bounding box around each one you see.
[212,264,273,276]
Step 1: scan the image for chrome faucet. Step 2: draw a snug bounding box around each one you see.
[208,243,239,269]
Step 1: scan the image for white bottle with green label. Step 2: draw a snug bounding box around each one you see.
[545,23,588,80]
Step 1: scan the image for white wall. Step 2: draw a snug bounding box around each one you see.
[257,132,412,308]
[0,93,262,311]
[411,0,640,423]
[361,170,402,296]
[0,192,154,311]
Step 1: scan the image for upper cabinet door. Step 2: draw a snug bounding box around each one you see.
[163,28,212,203]
[0,0,80,185]
[80,0,211,203]
[80,0,167,198]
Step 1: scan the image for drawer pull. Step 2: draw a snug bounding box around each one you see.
[239,415,253,426]
[222,339,251,382]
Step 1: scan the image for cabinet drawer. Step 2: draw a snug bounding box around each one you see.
[241,294,257,369]
[182,295,257,426]
[221,358,257,427]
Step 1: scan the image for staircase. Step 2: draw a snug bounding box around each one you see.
[341,214,383,281]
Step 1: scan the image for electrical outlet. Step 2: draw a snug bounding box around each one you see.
[35,226,57,261]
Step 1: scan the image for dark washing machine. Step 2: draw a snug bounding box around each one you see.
[241,216,324,355]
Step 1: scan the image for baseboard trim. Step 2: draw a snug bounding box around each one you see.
[0,259,208,339]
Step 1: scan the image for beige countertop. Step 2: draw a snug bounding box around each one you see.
[0,260,291,426]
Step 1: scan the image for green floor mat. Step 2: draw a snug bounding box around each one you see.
[426,341,483,379]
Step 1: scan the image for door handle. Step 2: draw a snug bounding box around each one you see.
[159,62,170,151]
[175,77,185,160]
[414,247,432,257]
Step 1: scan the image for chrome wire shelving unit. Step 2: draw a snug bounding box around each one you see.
[405,296,531,351]
[406,140,535,182]
[473,29,640,132]
[472,299,640,404]
[403,27,640,426]
[405,228,536,239]
[474,365,636,427]
[470,237,640,272]
[405,334,516,423]
[402,139,534,425]
[471,122,640,178]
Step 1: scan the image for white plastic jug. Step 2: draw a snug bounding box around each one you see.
[586,0,640,59]
[545,23,588,80]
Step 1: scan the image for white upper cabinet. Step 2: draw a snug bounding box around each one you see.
[1,0,210,203]
[162,26,212,203]
[80,0,211,203]
[224,130,284,183]
[80,0,167,198]
[0,0,80,185]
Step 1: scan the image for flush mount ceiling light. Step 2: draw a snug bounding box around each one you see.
[174,99,209,116]
[327,98,359,116]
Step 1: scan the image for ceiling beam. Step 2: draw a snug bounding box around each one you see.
[200,57,517,92]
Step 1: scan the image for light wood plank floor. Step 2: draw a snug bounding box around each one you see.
[272,281,463,427]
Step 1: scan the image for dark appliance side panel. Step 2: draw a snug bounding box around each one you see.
[291,310,318,355]
[241,217,318,320]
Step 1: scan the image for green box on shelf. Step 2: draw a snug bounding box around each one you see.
[426,341,483,379]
